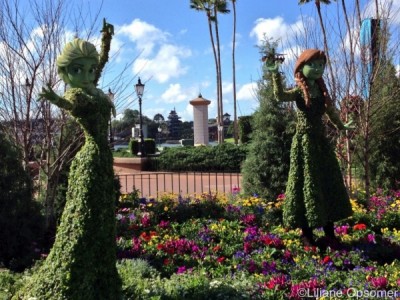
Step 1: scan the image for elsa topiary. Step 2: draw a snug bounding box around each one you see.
[17,21,121,299]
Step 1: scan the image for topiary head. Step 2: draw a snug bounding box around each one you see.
[57,38,99,89]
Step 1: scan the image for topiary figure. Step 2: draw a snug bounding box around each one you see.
[265,49,354,247]
[16,21,121,299]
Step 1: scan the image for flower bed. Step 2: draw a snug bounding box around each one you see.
[113,188,400,299]
[1,189,399,299]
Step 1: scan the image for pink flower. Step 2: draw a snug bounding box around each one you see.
[335,225,349,235]
[367,233,376,243]
[265,275,288,290]
[158,220,170,229]
[176,266,187,274]
[368,276,388,289]
[232,186,241,194]
[141,215,151,227]
[241,214,256,226]
[277,194,285,200]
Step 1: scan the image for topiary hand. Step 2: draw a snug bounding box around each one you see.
[263,58,281,74]
[38,83,61,104]
[101,18,114,36]
[342,118,356,131]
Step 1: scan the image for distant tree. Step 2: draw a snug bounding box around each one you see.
[181,121,194,139]
[167,109,182,140]
[153,113,165,124]
[241,40,296,200]
[366,61,400,190]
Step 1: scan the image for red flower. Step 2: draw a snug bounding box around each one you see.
[322,255,332,264]
[217,256,226,263]
[353,223,367,231]
[304,246,317,252]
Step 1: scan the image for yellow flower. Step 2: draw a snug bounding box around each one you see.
[164,206,169,212]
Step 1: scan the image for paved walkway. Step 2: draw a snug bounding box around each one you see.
[117,171,242,198]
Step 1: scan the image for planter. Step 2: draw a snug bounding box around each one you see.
[113,157,148,174]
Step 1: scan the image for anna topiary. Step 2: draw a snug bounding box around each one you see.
[16,21,121,299]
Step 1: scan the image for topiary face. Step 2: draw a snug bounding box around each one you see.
[65,57,98,90]
[301,58,325,80]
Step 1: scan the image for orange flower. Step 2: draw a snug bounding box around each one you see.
[213,245,221,252]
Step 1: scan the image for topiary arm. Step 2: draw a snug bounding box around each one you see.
[326,105,346,130]
[39,84,72,111]
[94,18,114,85]
[271,73,298,102]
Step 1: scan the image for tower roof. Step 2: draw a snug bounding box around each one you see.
[190,93,211,106]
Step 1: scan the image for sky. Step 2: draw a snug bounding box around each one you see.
[61,0,396,122]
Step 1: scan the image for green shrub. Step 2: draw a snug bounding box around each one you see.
[238,116,253,144]
[0,132,43,271]
[116,259,161,299]
[0,269,24,299]
[129,138,156,155]
[155,143,247,172]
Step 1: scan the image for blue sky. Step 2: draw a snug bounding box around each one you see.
[72,0,389,121]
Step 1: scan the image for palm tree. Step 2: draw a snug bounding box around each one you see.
[231,0,238,144]
[299,0,336,100]
[190,0,229,143]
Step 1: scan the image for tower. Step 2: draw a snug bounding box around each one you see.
[190,94,211,146]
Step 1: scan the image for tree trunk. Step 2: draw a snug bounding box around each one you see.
[214,6,224,144]
[206,12,222,143]
[232,0,238,144]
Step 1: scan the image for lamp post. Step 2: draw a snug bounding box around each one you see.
[107,88,115,149]
[135,78,146,157]
[157,126,162,149]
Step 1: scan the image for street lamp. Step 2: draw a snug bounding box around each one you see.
[157,126,162,149]
[135,78,146,157]
[107,88,115,149]
[24,78,31,96]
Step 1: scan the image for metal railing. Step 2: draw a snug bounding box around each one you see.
[118,172,242,198]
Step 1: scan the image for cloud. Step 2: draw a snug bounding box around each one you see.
[118,18,167,56]
[133,44,191,83]
[237,82,257,101]
[161,83,191,103]
[222,81,233,95]
[250,16,305,45]
[118,19,192,83]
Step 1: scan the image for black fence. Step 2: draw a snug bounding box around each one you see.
[118,172,242,198]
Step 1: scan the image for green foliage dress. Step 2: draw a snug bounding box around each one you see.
[282,90,353,228]
[19,88,121,299]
